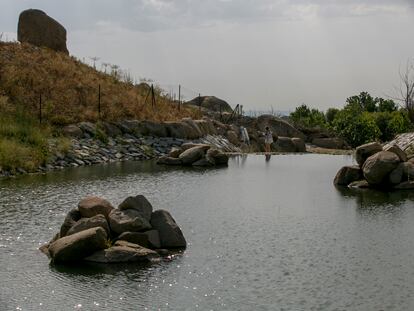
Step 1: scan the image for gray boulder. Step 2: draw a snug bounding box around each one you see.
[150,210,186,248]
[179,145,209,165]
[384,145,407,162]
[18,9,69,54]
[84,240,159,263]
[356,142,383,167]
[334,166,362,186]
[101,122,122,137]
[362,151,400,185]
[206,148,229,165]
[62,125,83,138]
[164,121,194,139]
[389,163,405,185]
[292,137,306,152]
[186,96,232,112]
[78,196,114,219]
[117,230,161,249]
[48,227,107,263]
[108,209,151,235]
[118,195,152,221]
[273,137,296,152]
[168,147,182,158]
[157,156,182,165]
[60,209,81,237]
[257,115,305,139]
[66,214,110,236]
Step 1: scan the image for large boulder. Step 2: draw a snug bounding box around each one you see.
[18,9,69,54]
[66,214,110,236]
[78,196,114,219]
[334,166,362,186]
[292,137,306,152]
[257,115,305,139]
[150,210,186,248]
[355,142,383,167]
[383,145,407,162]
[186,96,232,112]
[118,195,152,221]
[84,240,159,263]
[206,148,229,165]
[164,121,194,139]
[273,137,296,152]
[138,121,168,137]
[362,151,401,185]
[179,145,209,165]
[157,156,182,165]
[108,209,151,235]
[168,147,182,158]
[117,230,161,249]
[60,208,81,237]
[389,163,404,185]
[100,122,122,137]
[312,137,346,149]
[48,227,107,263]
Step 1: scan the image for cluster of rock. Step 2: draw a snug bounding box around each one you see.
[334,142,414,190]
[40,195,186,264]
[157,143,229,167]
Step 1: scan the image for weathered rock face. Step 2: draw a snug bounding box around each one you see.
[257,115,305,139]
[18,9,69,54]
[118,195,153,221]
[206,148,229,165]
[78,196,114,220]
[48,227,107,263]
[186,96,232,112]
[334,166,362,186]
[117,230,161,249]
[60,209,81,237]
[108,209,151,235]
[179,146,209,165]
[362,151,400,185]
[62,125,83,138]
[384,145,407,162]
[84,240,159,263]
[356,142,383,167]
[312,137,346,150]
[66,214,110,236]
[292,138,306,152]
[389,163,404,185]
[273,137,296,152]
[150,210,187,248]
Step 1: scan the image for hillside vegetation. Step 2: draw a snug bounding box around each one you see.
[0,41,199,173]
[0,41,199,124]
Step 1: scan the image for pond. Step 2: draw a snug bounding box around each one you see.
[1,154,414,310]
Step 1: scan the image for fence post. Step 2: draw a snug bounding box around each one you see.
[98,84,101,119]
[198,93,201,111]
[178,84,181,111]
[39,93,42,124]
[151,84,156,108]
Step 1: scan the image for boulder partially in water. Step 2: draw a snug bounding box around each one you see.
[363,151,400,185]
[151,210,187,248]
[334,166,362,186]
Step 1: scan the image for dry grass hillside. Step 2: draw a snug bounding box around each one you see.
[0,41,200,125]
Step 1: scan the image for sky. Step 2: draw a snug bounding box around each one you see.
[1,0,414,112]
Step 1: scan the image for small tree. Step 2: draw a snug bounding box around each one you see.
[397,60,414,122]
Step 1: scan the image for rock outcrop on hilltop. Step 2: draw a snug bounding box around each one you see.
[18,9,69,54]
[40,195,186,264]
[186,96,233,113]
[334,142,414,190]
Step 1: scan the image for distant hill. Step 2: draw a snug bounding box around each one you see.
[0,41,199,125]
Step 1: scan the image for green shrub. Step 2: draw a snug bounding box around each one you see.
[289,104,327,128]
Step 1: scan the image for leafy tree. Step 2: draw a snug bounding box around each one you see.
[377,98,397,113]
[325,108,339,124]
[346,92,377,112]
[289,104,326,128]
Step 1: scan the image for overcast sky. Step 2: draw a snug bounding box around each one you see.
[1,0,414,112]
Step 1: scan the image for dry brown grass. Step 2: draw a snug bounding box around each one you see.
[0,42,200,125]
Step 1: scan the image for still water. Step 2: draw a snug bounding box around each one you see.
[1,154,414,311]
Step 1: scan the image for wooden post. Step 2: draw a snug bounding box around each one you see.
[151,84,156,108]
[178,84,181,111]
[98,84,101,119]
[39,93,42,124]
[198,93,201,111]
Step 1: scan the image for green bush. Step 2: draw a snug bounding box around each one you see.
[332,109,380,147]
[289,104,327,128]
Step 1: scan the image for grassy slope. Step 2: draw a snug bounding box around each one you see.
[0,41,199,172]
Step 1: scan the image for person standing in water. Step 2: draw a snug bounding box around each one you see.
[264,126,273,154]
